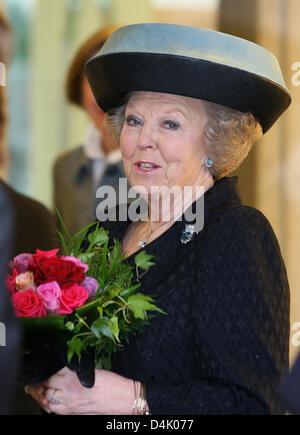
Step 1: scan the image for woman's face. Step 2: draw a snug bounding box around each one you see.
[120,91,208,195]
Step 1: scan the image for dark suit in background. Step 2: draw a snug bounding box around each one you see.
[0,184,19,414]
[0,180,57,414]
[54,143,125,236]
[0,180,57,257]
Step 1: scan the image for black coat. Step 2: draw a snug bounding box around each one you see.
[103,177,290,415]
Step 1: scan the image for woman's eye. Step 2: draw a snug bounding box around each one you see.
[126,115,142,127]
[164,120,180,130]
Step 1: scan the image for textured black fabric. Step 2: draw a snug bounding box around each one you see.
[102,177,290,415]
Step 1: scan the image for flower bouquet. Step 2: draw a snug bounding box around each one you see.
[7,213,165,387]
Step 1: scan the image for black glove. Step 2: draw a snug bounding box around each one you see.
[18,338,95,388]
[56,344,95,388]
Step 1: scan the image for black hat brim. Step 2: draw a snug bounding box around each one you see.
[85,52,291,134]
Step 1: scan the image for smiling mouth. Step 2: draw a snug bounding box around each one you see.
[134,161,161,172]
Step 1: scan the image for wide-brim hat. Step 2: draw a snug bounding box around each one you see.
[85,23,291,134]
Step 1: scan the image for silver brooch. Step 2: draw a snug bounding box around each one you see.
[180,224,196,244]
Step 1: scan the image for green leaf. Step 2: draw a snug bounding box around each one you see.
[86,223,100,252]
[134,251,155,271]
[56,228,69,255]
[91,317,115,342]
[107,242,121,276]
[55,208,71,239]
[127,293,166,320]
[106,285,122,299]
[75,297,104,317]
[65,321,74,331]
[88,227,109,247]
[18,314,66,331]
[101,355,112,371]
[109,316,120,343]
[72,221,99,241]
[67,336,83,365]
[99,240,109,280]
[119,283,141,298]
[77,252,96,265]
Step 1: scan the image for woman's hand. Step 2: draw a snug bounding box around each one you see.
[40,367,135,415]
[26,383,52,414]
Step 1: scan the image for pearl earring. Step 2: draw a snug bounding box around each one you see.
[205,157,213,168]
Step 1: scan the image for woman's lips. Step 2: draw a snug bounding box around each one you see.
[134,161,161,174]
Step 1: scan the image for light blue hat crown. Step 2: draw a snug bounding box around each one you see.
[100,23,288,91]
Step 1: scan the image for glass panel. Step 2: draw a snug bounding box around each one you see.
[4,0,35,195]
[151,0,220,28]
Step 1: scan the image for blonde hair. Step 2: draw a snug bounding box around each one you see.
[202,101,263,179]
[105,93,263,180]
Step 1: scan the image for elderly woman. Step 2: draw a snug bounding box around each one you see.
[29,23,290,415]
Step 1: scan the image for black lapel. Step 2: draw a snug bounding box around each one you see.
[101,177,242,294]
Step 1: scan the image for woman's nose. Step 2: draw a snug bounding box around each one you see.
[137,124,157,150]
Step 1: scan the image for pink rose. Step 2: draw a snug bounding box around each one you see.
[81,277,100,299]
[58,284,89,315]
[10,253,34,274]
[61,256,89,274]
[37,281,61,313]
[12,289,47,318]
[15,272,36,292]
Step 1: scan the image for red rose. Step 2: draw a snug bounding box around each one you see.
[58,284,89,315]
[32,249,60,262]
[31,257,86,287]
[6,268,18,293]
[12,289,47,318]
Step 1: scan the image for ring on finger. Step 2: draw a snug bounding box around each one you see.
[49,389,61,405]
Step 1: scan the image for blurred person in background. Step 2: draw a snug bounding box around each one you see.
[53,27,125,236]
[0,184,19,415]
[0,11,57,258]
[0,14,19,412]
[0,7,57,414]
